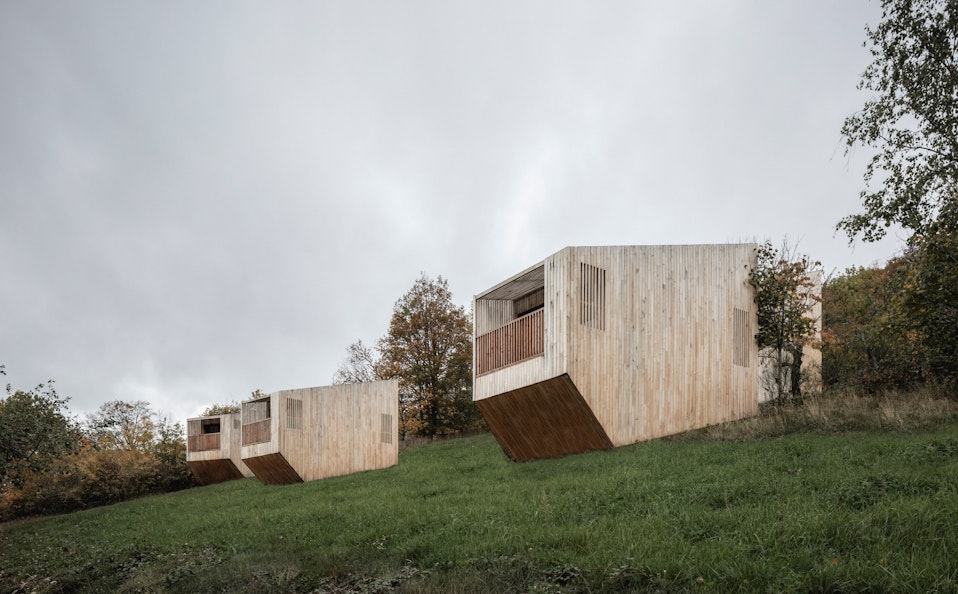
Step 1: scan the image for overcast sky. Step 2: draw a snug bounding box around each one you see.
[1,1,904,423]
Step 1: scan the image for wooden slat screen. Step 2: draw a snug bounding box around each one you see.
[243,399,270,423]
[475,308,545,376]
[242,419,271,445]
[286,398,302,429]
[188,433,221,452]
[580,262,606,330]
[187,419,201,436]
[381,413,393,444]
[514,287,544,317]
[733,307,750,367]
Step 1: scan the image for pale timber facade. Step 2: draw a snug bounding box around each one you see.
[240,380,399,485]
[473,244,760,461]
[186,412,254,484]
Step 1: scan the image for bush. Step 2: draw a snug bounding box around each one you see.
[0,445,196,522]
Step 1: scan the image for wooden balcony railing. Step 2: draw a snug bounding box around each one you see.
[475,308,544,376]
[188,433,221,452]
[242,419,271,445]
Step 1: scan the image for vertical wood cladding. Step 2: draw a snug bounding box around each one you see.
[474,244,759,460]
[186,459,245,485]
[186,412,254,483]
[475,374,612,461]
[242,453,303,485]
[240,380,399,484]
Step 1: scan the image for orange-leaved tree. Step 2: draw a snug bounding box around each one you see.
[334,274,482,438]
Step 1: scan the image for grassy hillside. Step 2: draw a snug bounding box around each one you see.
[2,414,958,592]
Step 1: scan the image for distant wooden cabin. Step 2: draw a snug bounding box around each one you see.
[240,380,399,485]
[473,244,760,461]
[186,412,254,484]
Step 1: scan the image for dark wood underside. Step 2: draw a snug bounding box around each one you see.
[475,374,612,462]
[187,459,244,485]
[243,452,303,485]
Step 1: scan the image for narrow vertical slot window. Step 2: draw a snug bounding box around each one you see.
[733,307,750,367]
[580,263,607,330]
[286,398,302,429]
[381,413,393,444]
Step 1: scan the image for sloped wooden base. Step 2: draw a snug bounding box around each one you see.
[187,459,244,485]
[243,453,303,485]
[475,374,612,462]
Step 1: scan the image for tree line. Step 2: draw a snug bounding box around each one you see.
[0,367,194,521]
[752,0,957,402]
[826,0,958,390]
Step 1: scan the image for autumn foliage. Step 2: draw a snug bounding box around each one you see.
[335,274,484,438]
[0,370,193,521]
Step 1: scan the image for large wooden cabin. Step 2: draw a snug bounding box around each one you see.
[473,244,760,461]
[186,412,254,484]
[239,380,399,485]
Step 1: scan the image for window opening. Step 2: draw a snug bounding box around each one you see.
[514,287,544,318]
[733,307,750,367]
[381,413,393,444]
[286,398,302,429]
[579,263,607,330]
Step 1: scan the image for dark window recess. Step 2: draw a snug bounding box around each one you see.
[514,287,545,317]
[201,420,220,434]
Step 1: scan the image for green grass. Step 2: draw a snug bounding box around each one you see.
[2,416,958,592]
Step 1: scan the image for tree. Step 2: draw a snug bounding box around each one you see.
[200,402,240,416]
[0,371,81,491]
[151,416,194,491]
[84,400,156,452]
[332,340,379,385]
[374,274,481,437]
[897,213,958,382]
[749,241,823,404]
[821,260,921,390]
[839,0,958,243]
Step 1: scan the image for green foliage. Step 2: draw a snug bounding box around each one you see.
[822,261,920,389]
[151,417,195,492]
[899,218,958,383]
[0,395,194,521]
[749,241,822,403]
[0,373,81,493]
[2,410,958,593]
[200,402,240,416]
[84,399,157,452]
[839,0,958,242]
[823,225,958,390]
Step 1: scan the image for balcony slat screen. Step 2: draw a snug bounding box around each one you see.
[242,419,271,445]
[475,308,544,376]
[188,433,221,452]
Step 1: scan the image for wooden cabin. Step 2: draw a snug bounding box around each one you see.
[240,380,399,485]
[473,244,760,461]
[186,412,254,484]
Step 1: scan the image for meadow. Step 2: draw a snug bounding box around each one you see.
[2,391,957,593]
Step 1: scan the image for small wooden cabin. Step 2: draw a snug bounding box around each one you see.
[240,380,399,485]
[186,412,254,484]
[473,244,760,461]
